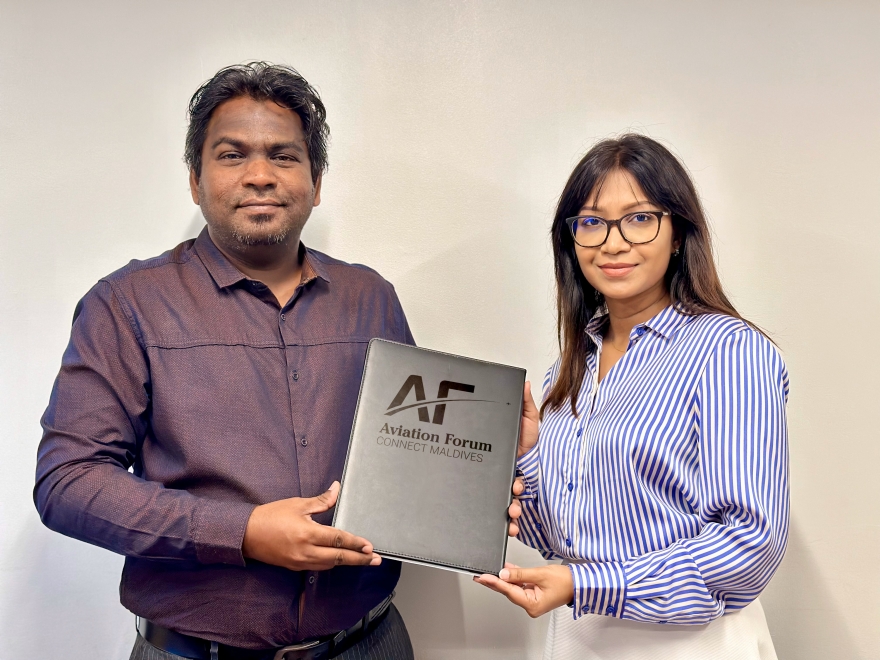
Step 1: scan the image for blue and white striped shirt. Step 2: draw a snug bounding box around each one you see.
[516,305,789,625]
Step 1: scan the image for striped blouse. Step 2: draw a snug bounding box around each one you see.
[516,305,789,625]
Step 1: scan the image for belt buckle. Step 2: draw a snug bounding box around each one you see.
[272,638,323,660]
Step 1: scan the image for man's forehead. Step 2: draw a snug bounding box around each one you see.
[205,96,306,143]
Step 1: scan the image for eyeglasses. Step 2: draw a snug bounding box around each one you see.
[567,211,670,248]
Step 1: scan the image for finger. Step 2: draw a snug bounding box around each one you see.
[309,547,382,569]
[302,481,341,515]
[472,573,507,593]
[499,565,541,585]
[512,478,525,496]
[522,381,539,420]
[504,562,522,569]
[508,499,522,520]
[473,574,531,608]
[315,524,374,554]
[508,522,519,537]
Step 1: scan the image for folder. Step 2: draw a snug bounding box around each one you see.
[333,339,525,576]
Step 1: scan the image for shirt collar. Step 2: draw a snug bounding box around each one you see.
[642,303,692,339]
[584,302,692,346]
[194,227,330,289]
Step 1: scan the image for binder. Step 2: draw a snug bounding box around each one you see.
[333,339,525,576]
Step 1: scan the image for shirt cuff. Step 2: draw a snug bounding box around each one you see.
[568,561,627,620]
[192,499,257,566]
[515,444,541,499]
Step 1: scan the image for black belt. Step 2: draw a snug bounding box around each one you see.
[136,594,393,660]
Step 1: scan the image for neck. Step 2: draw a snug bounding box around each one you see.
[604,283,671,345]
[208,228,305,305]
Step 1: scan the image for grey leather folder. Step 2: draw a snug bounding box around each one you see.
[333,339,525,576]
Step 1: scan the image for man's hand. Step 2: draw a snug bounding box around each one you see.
[518,381,539,458]
[242,481,381,571]
[507,478,524,537]
[473,562,574,618]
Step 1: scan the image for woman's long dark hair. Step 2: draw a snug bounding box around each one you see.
[542,134,751,418]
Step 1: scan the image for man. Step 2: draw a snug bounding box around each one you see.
[35,62,415,660]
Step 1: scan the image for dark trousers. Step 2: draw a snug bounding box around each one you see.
[129,605,414,660]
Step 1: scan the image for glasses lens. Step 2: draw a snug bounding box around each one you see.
[621,213,660,243]
[572,216,607,247]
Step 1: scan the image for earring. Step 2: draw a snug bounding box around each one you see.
[673,247,680,257]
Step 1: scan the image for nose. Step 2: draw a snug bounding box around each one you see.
[241,157,277,189]
[602,224,630,254]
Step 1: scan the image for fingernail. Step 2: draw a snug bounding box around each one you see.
[499,569,510,580]
[370,556,381,566]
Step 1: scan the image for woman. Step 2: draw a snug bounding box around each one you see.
[475,134,788,659]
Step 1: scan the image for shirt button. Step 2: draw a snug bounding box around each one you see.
[567,483,573,492]
[292,370,299,381]
[576,429,582,437]
[280,313,286,321]
[536,523,542,530]
[565,538,572,547]
[582,606,589,615]
[300,437,308,447]
[308,575,316,585]
[606,605,616,615]
[635,326,646,336]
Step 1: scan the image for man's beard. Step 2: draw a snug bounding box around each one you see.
[230,214,293,246]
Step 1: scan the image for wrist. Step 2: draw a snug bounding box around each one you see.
[241,504,266,560]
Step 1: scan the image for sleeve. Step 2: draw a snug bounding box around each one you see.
[34,280,255,565]
[513,365,560,559]
[386,280,415,346]
[568,329,790,624]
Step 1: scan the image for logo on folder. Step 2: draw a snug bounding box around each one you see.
[386,375,485,425]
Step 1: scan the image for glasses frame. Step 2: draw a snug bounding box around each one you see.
[567,211,671,248]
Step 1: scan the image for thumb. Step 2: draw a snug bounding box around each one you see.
[523,381,539,420]
[499,565,541,585]
[303,481,340,515]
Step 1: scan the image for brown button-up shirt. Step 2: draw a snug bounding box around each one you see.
[35,228,414,648]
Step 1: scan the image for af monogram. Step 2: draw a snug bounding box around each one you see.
[385,376,476,425]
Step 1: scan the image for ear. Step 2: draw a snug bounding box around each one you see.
[671,225,682,254]
[189,169,200,205]
[312,174,322,207]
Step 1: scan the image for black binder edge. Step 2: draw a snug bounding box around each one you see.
[332,337,526,577]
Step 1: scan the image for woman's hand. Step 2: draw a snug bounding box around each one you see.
[507,478,524,537]
[474,562,574,618]
[519,381,539,458]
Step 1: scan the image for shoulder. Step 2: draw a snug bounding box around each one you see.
[307,248,401,299]
[681,311,749,339]
[690,314,789,392]
[74,240,197,318]
[680,313,780,358]
[688,313,780,355]
[541,358,563,403]
[99,239,197,290]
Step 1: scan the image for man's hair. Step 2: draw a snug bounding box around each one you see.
[184,62,329,182]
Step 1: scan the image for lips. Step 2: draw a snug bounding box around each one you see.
[598,263,636,278]
[238,200,284,211]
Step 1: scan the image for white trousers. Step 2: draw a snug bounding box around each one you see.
[543,599,777,660]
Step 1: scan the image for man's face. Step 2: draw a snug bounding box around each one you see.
[190,96,321,252]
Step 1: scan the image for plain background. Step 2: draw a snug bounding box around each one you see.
[1,1,878,658]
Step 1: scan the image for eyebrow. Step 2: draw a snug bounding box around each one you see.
[210,137,306,154]
[580,200,657,213]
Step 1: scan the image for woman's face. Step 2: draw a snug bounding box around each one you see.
[573,168,678,306]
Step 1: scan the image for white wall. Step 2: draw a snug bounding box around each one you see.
[1,1,878,658]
